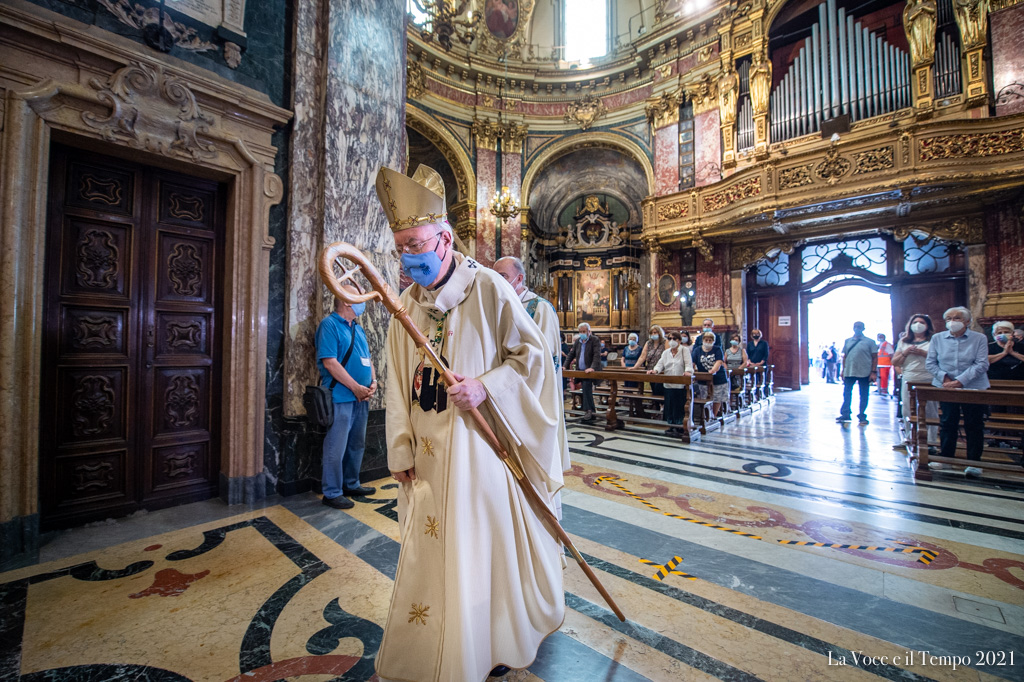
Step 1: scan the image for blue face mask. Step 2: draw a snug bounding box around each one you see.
[400,241,446,287]
[579,333,589,342]
[995,333,1008,344]
[350,302,365,317]
[628,339,638,347]
[703,327,712,334]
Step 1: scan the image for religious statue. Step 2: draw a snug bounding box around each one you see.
[718,64,739,126]
[903,0,937,67]
[953,0,989,50]
[749,50,772,117]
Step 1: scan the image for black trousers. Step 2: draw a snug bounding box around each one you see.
[664,388,685,425]
[939,401,986,461]
[581,379,596,413]
[840,376,870,419]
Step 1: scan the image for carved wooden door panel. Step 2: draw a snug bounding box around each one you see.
[41,146,222,528]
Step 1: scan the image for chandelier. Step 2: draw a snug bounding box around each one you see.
[410,0,478,51]
[490,186,520,222]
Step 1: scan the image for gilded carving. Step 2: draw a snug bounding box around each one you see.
[168,243,203,296]
[903,0,937,67]
[692,232,714,261]
[683,75,718,115]
[919,129,1024,160]
[702,176,761,212]
[645,91,682,128]
[165,374,200,428]
[953,0,989,50]
[718,65,739,126]
[564,94,607,131]
[698,46,715,64]
[657,202,689,221]
[77,230,119,289]
[749,50,772,117]
[82,62,216,162]
[853,146,895,174]
[471,118,528,153]
[900,130,912,165]
[407,118,469,199]
[408,61,427,99]
[731,241,798,269]
[886,218,984,244]
[735,32,752,49]
[72,375,116,437]
[815,144,852,184]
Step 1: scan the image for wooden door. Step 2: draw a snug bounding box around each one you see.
[41,146,223,529]
[749,290,800,390]
[890,278,966,340]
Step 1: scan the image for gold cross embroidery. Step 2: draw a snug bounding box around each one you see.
[409,603,430,625]
[425,516,439,538]
[421,438,435,457]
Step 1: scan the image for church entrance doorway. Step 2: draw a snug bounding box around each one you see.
[40,145,225,529]
[746,233,967,390]
[806,285,892,385]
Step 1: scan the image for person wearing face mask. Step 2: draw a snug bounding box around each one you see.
[746,329,769,368]
[691,318,722,365]
[374,165,566,680]
[566,323,601,421]
[725,333,750,391]
[986,320,1024,381]
[836,321,878,425]
[891,314,938,453]
[876,333,895,397]
[316,283,378,510]
[694,332,729,417]
[647,331,694,435]
[621,332,643,388]
[636,325,669,396]
[925,306,990,476]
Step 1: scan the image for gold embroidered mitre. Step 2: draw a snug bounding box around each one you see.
[374,164,447,231]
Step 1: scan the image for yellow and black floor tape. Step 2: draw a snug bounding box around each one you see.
[640,555,697,581]
[595,475,938,565]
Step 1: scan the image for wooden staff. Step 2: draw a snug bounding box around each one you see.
[318,241,626,623]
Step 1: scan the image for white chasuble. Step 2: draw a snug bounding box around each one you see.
[376,254,566,682]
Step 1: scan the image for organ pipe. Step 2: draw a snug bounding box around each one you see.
[770,0,911,141]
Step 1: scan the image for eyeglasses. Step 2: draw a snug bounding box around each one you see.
[391,232,442,261]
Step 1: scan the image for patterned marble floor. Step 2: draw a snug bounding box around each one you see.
[3,384,1022,682]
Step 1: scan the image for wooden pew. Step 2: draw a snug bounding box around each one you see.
[910,384,1024,481]
[562,369,700,443]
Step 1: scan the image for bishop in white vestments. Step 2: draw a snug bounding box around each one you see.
[373,165,566,682]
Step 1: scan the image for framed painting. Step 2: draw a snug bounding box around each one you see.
[576,270,610,327]
[657,273,677,307]
[484,0,519,40]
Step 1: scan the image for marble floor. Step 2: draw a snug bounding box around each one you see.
[3,384,1022,682]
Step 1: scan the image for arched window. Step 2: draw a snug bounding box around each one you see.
[564,0,608,63]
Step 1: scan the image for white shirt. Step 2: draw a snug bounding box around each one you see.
[652,347,694,388]
[896,337,931,381]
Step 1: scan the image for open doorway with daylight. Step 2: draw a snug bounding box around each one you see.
[806,285,892,386]
[746,231,967,390]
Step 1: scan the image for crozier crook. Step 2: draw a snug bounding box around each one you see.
[318,241,627,623]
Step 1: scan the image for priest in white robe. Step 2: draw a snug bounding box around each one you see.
[373,165,566,682]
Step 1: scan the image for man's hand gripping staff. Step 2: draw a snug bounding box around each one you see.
[319,241,626,623]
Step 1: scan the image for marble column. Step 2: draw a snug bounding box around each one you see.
[654,123,681,195]
[475,148,498,266]
[499,150,523,259]
[282,0,406,488]
[695,243,735,328]
[991,5,1024,117]
[694,108,722,187]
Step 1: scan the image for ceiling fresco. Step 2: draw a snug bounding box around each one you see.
[528,147,648,235]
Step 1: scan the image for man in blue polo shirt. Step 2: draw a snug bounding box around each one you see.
[316,283,377,509]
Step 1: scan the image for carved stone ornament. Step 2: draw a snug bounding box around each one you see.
[692,232,714,261]
[96,0,216,52]
[224,42,242,69]
[702,176,762,212]
[455,220,478,244]
[853,146,895,174]
[683,75,718,115]
[564,94,607,131]
[953,0,990,50]
[82,62,217,162]
[657,201,689,221]
[885,217,983,244]
[471,118,528,152]
[731,241,798,269]
[814,143,852,184]
[749,51,772,117]
[408,61,427,99]
[645,91,682,128]
[903,0,937,68]
[718,65,739,126]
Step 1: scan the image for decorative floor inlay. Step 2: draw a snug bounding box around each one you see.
[3,386,1021,681]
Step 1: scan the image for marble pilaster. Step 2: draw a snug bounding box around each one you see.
[991,5,1024,117]
[694,109,723,187]
[476,148,498,266]
[499,150,523,259]
[654,124,681,196]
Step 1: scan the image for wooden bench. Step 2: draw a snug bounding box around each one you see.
[910,384,1024,481]
[563,369,700,443]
